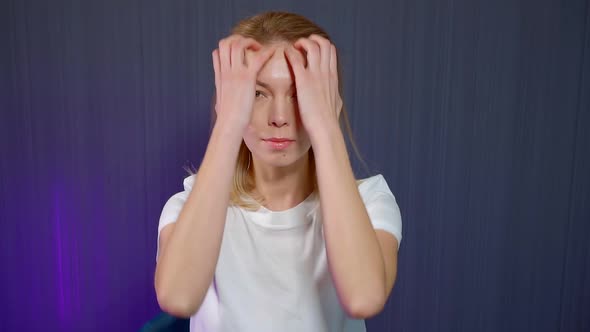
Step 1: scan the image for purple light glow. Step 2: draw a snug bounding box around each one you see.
[54,190,66,319]
[52,182,81,325]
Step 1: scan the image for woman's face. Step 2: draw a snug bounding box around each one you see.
[243,42,311,168]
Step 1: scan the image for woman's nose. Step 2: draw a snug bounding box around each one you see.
[268,99,292,128]
[271,118,288,128]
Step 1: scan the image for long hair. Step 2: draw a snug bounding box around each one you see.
[187,11,369,210]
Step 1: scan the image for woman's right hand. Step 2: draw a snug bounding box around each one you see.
[212,35,275,132]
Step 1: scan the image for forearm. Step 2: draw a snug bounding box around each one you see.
[155,120,243,315]
[312,124,386,317]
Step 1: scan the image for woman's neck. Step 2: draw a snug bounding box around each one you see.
[251,154,315,211]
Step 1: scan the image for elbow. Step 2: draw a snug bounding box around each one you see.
[343,291,387,319]
[155,283,199,319]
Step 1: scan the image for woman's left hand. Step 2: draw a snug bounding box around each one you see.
[284,35,343,141]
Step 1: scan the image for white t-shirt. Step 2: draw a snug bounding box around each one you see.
[156,173,402,332]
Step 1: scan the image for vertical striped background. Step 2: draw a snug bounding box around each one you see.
[1,0,588,330]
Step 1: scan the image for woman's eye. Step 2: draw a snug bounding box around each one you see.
[255,90,264,98]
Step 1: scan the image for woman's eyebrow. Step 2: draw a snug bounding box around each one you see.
[256,80,272,90]
[256,80,295,91]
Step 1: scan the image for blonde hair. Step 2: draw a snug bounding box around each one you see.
[186,11,369,210]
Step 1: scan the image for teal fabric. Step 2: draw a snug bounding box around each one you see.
[139,312,190,332]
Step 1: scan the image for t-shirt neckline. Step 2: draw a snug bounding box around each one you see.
[241,190,320,230]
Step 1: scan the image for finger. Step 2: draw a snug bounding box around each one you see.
[329,44,338,77]
[330,44,339,94]
[251,47,276,73]
[238,38,263,67]
[285,44,308,69]
[219,35,240,68]
[218,37,234,71]
[231,37,262,68]
[231,37,245,68]
[242,37,263,51]
[284,45,306,78]
[308,34,331,72]
[293,38,320,70]
[212,48,221,107]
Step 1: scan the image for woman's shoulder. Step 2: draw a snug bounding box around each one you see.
[161,174,196,207]
[182,173,197,192]
[356,173,392,194]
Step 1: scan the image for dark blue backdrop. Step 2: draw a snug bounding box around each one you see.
[1,0,589,331]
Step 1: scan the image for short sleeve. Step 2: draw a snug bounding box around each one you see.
[156,174,197,262]
[358,174,403,249]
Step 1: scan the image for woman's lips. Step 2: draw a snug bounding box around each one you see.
[264,139,294,150]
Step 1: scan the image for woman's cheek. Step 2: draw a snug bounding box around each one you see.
[242,127,256,146]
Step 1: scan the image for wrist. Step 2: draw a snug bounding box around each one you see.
[213,117,246,138]
[308,120,342,147]
[210,119,246,148]
[309,123,348,159]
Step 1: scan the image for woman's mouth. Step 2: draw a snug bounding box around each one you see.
[263,138,294,150]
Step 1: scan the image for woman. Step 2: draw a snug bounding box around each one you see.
[154,11,402,332]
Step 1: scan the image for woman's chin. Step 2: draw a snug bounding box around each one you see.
[251,152,301,169]
[262,157,298,168]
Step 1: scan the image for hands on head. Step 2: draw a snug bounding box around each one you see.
[212,34,343,139]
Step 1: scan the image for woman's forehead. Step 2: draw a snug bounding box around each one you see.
[250,43,294,88]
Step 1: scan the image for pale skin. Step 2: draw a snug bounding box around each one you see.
[155,34,398,319]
